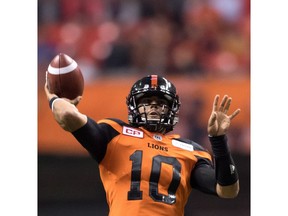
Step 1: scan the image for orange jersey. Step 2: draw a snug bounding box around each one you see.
[72,117,213,216]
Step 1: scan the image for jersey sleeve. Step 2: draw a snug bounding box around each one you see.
[190,140,217,195]
[190,158,217,195]
[175,137,217,195]
[72,117,120,163]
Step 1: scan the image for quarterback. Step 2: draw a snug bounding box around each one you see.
[45,75,240,216]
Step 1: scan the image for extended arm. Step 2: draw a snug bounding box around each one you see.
[207,95,240,198]
[44,82,87,132]
[209,135,239,198]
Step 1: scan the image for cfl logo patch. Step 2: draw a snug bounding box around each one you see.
[123,126,144,138]
[153,134,162,141]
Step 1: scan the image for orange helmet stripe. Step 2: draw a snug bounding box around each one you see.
[151,75,158,88]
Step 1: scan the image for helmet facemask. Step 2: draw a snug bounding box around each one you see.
[127,76,180,134]
[137,100,173,133]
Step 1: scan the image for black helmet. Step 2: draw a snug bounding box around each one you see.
[126,75,180,133]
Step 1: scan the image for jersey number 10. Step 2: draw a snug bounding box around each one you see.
[127,150,182,205]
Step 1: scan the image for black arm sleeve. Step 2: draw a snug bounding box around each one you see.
[190,158,217,195]
[72,117,119,163]
[209,135,239,186]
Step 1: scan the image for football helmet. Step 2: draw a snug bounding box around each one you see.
[126,75,180,133]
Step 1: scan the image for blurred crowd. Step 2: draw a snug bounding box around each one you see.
[38,0,250,154]
[38,0,250,83]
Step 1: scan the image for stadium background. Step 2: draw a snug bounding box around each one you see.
[38,0,250,215]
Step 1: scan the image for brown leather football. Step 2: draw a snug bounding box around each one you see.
[47,53,84,99]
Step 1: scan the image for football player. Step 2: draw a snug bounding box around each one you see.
[44,74,240,216]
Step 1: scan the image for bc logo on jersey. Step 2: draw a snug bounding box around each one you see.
[123,126,144,138]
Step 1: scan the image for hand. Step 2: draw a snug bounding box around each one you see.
[44,80,82,107]
[207,95,240,136]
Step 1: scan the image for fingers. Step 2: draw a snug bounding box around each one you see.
[208,112,217,127]
[44,82,51,99]
[219,95,228,112]
[44,77,59,101]
[44,82,48,93]
[212,95,220,112]
[229,108,241,120]
[223,97,231,114]
[72,96,82,106]
[213,94,240,117]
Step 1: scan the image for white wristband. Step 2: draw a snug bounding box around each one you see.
[51,98,64,112]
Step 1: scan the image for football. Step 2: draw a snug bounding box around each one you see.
[46,53,84,100]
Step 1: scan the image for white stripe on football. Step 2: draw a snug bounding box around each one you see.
[48,60,78,75]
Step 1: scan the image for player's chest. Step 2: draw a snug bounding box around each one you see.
[102,129,196,204]
[106,128,196,182]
